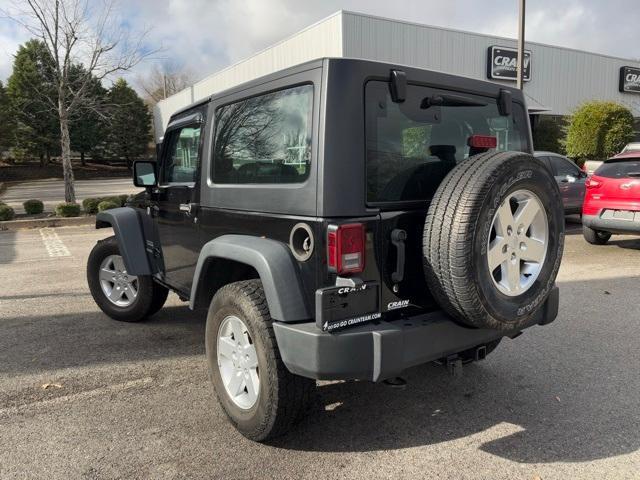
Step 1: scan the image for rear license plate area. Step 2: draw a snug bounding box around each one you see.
[315,282,380,332]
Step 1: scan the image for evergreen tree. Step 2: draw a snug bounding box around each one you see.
[69,66,108,165]
[6,40,59,164]
[0,81,15,152]
[106,79,151,168]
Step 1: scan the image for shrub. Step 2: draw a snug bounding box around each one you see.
[82,197,102,214]
[97,200,120,212]
[566,101,635,161]
[55,202,81,217]
[0,204,15,221]
[23,199,44,215]
[101,195,124,206]
[118,194,130,206]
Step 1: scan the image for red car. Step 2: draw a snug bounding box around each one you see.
[582,152,640,244]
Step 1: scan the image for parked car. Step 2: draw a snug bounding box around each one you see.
[583,143,640,174]
[534,151,586,214]
[86,58,563,441]
[621,142,640,153]
[582,152,640,244]
[583,158,603,175]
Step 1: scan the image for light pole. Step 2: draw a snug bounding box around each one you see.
[516,0,526,90]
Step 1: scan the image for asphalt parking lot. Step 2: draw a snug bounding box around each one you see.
[1,223,639,479]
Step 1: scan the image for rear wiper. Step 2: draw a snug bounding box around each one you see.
[421,94,488,109]
[627,172,640,177]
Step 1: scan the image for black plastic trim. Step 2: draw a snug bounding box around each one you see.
[95,207,152,276]
[273,286,559,381]
[190,234,310,321]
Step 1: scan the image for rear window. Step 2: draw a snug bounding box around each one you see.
[365,81,530,203]
[595,159,640,178]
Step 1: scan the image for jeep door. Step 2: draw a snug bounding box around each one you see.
[154,113,205,294]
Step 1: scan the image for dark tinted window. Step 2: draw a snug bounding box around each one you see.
[162,125,202,184]
[548,156,580,177]
[213,84,313,184]
[365,81,530,203]
[595,159,640,178]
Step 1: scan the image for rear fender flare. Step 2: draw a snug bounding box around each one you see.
[95,207,152,276]
[190,235,310,322]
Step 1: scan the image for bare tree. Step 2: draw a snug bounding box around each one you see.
[2,0,156,202]
[137,62,195,107]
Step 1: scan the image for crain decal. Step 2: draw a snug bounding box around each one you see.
[387,299,410,310]
[323,312,382,332]
[337,284,367,295]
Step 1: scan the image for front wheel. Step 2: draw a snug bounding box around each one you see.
[583,225,611,245]
[87,236,168,322]
[205,280,314,442]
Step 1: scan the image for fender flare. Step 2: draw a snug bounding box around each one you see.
[95,207,152,276]
[190,235,310,322]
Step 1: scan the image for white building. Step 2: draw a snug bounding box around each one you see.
[154,10,640,143]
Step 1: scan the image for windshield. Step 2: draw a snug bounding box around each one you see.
[595,159,640,178]
[365,81,530,203]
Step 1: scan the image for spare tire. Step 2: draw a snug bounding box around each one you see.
[423,151,564,330]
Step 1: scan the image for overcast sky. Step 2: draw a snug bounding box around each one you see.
[1,0,639,88]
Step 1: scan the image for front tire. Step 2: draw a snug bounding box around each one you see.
[87,236,168,322]
[205,280,314,442]
[583,225,611,245]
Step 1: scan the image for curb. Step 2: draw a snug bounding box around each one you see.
[0,215,96,231]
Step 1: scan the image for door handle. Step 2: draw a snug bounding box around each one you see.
[179,203,198,215]
[391,229,407,283]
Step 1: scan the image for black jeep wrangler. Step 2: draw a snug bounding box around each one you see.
[87,58,564,441]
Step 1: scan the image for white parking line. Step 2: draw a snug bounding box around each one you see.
[39,228,71,257]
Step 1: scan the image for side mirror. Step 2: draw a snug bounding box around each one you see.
[133,160,157,188]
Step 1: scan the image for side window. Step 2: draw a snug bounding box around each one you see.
[549,156,579,177]
[213,84,313,184]
[162,125,202,184]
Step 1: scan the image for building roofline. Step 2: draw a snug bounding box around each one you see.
[341,10,640,64]
[158,11,343,109]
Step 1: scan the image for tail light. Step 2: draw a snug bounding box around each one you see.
[327,223,365,274]
[586,177,603,189]
[468,135,497,149]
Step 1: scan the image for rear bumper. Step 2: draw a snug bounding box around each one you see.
[582,213,640,234]
[273,286,559,382]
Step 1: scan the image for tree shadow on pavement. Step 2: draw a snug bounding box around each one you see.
[271,276,640,465]
[271,355,639,465]
[0,305,206,376]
